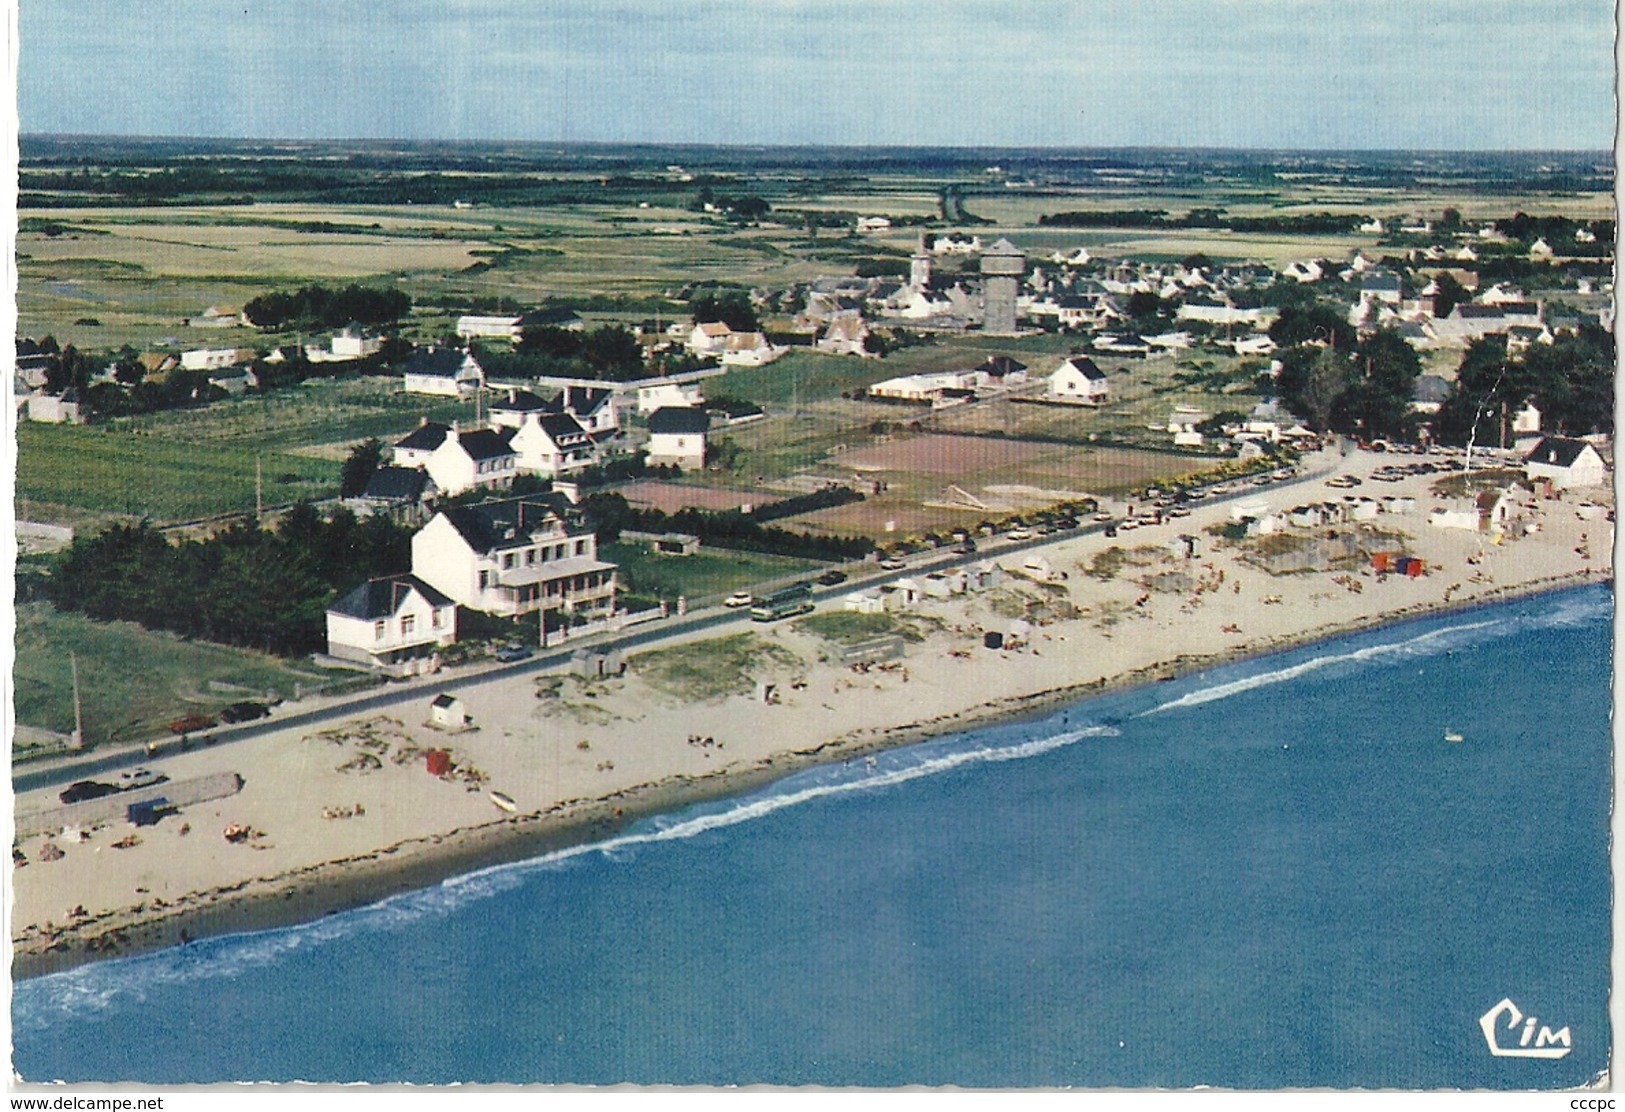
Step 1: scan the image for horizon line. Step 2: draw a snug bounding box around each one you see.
[18,132,1615,158]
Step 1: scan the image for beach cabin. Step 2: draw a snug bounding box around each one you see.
[1523,436,1607,490]
[427,695,471,731]
[843,589,887,615]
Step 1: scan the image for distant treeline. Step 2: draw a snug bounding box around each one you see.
[44,507,414,656]
[581,490,874,561]
[1038,209,1363,234]
[244,284,412,330]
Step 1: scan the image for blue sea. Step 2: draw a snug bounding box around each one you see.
[13,585,1612,1088]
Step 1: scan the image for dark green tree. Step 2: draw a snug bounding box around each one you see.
[339,439,385,498]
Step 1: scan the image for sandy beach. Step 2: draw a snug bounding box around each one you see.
[11,447,1612,979]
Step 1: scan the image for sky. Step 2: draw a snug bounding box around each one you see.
[17,0,1619,150]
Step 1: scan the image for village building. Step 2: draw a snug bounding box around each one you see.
[636,378,705,414]
[645,406,711,470]
[974,355,1029,387]
[354,466,438,521]
[325,575,457,678]
[1522,436,1608,490]
[1048,356,1110,404]
[392,420,517,496]
[718,331,784,367]
[410,495,618,620]
[816,314,872,357]
[505,411,598,477]
[402,347,484,396]
[180,346,253,372]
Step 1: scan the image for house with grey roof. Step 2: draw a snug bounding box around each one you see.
[1048,355,1110,404]
[325,575,457,677]
[393,420,517,496]
[646,406,711,470]
[1523,436,1607,490]
[410,495,617,620]
[355,465,439,521]
[402,347,484,396]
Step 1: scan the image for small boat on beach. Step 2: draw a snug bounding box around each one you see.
[489,791,517,813]
[1444,730,1464,743]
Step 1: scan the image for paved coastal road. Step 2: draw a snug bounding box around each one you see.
[15,456,1345,796]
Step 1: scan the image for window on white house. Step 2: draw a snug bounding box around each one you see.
[401,614,416,635]
[478,570,491,589]
[574,539,587,556]
[374,619,387,640]
[503,553,516,569]
[432,609,445,629]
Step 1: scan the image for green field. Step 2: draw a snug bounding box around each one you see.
[602,541,825,603]
[16,422,338,523]
[14,601,346,747]
[105,376,477,458]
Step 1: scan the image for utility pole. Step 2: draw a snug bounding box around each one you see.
[70,651,84,750]
[255,454,263,517]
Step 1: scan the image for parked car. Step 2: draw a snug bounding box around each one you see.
[494,642,534,663]
[118,769,167,791]
[220,701,271,724]
[723,591,754,608]
[1005,528,1034,541]
[815,570,849,587]
[59,780,120,805]
[954,540,978,556]
[879,558,906,571]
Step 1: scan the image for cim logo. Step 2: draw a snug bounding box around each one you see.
[1479,998,1572,1059]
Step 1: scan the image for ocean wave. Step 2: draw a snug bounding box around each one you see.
[13,724,1119,1026]
[1143,585,1609,717]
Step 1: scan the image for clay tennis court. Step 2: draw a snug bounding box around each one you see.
[834,434,1046,475]
[615,480,781,514]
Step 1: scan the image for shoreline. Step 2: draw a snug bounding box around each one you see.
[14,568,1605,982]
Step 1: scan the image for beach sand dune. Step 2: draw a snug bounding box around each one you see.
[12,453,1612,976]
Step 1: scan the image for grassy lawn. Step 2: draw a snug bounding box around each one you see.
[628,632,802,702]
[16,422,338,523]
[106,376,477,456]
[602,541,825,603]
[792,611,925,646]
[13,601,344,748]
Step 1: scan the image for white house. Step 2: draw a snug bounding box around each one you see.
[867,370,978,404]
[491,386,618,439]
[688,321,734,355]
[180,346,251,371]
[555,386,618,436]
[456,314,524,341]
[506,412,598,477]
[24,391,85,424]
[402,347,484,396]
[645,406,710,470]
[329,322,383,360]
[325,575,457,678]
[392,420,518,496]
[817,314,872,357]
[411,495,618,620]
[636,379,704,414]
[1168,407,1206,447]
[1048,356,1110,404]
[718,331,783,367]
[1282,260,1324,284]
[1523,436,1607,490]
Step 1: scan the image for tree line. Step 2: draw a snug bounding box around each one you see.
[244,283,412,330]
[1039,209,1362,234]
[44,506,414,656]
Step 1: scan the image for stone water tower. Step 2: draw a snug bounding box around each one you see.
[980,238,1024,334]
[910,232,933,291]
